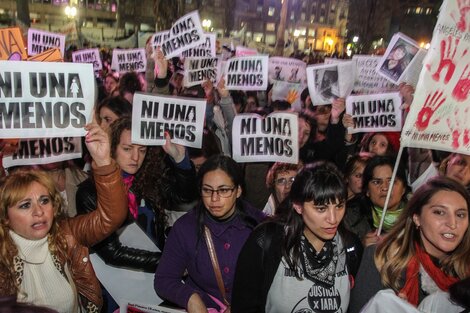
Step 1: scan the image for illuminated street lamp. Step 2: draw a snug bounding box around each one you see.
[352,36,359,43]
[65,5,77,19]
[202,19,212,32]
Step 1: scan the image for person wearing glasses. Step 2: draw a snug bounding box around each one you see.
[263,162,303,216]
[231,161,363,313]
[155,155,265,313]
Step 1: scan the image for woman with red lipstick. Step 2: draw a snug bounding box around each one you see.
[231,161,363,313]
[349,177,470,313]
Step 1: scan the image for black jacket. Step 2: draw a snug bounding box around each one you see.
[76,160,197,273]
[231,221,363,313]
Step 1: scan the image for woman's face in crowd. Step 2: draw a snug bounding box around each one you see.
[298,118,311,148]
[367,165,406,210]
[7,182,54,240]
[392,47,406,60]
[274,170,297,204]
[294,199,345,251]
[245,96,257,113]
[413,190,469,260]
[348,162,365,196]
[99,107,119,130]
[105,76,118,94]
[368,134,389,156]
[201,169,241,220]
[115,130,147,175]
[446,154,470,187]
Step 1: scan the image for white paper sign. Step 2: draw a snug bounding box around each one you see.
[131,93,206,148]
[151,30,171,52]
[2,137,82,168]
[224,55,269,91]
[27,28,66,57]
[161,11,205,58]
[181,33,216,58]
[346,92,403,134]
[377,32,420,85]
[120,301,185,313]
[232,112,298,164]
[235,46,258,57]
[0,60,94,138]
[352,55,397,94]
[111,48,147,73]
[271,80,304,112]
[72,48,103,71]
[401,0,470,153]
[183,57,220,87]
[268,57,307,84]
[306,62,355,105]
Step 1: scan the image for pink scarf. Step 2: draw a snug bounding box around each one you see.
[122,175,138,219]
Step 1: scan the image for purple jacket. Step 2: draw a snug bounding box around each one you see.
[154,201,265,309]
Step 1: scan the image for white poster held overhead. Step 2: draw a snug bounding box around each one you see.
[268,57,307,84]
[0,60,94,138]
[345,92,403,134]
[224,55,269,91]
[232,112,298,164]
[352,55,397,94]
[131,93,206,148]
[271,80,304,111]
[161,10,205,59]
[376,32,420,85]
[182,33,217,58]
[72,48,103,71]
[27,28,66,57]
[151,30,170,52]
[402,48,427,87]
[2,137,82,168]
[111,48,147,73]
[306,62,355,105]
[401,0,470,153]
[183,57,220,87]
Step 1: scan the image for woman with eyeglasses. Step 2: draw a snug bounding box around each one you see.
[231,161,363,313]
[263,162,303,217]
[155,155,265,313]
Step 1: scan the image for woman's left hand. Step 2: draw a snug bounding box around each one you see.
[85,122,112,167]
[162,131,186,163]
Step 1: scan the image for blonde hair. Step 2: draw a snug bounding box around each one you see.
[374,177,470,291]
[0,169,68,293]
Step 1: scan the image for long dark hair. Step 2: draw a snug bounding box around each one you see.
[279,161,347,275]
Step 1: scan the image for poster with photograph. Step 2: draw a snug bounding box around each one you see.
[352,55,397,94]
[306,62,355,106]
[377,32,420,85]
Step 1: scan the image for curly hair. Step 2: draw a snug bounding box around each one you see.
[0,170,68,294]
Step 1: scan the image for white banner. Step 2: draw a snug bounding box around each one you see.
[346,92,402,134]
[401,0,470,153]
[2,137,82,168]
[376,32,420,85]
[232,112,298,164]
[306,62,355,105]
[181,33,216,58]
[268,56,307,84]
[72,48,103,71]
[224,55,269,91]
[111,48,147,73]
[352,55,397,94]
[161,11,205,59]
[0,61,94,138]
[27,28,66,57]
[183,57,220,87]
[131,93,206,148]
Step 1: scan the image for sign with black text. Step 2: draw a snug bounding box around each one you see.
[2,137,82,168]
[346,92,402,134]
[151,30,170,52]
[0,27,27,60]
[232,112,298,164]
[224,55,269,91]
[72,48,103,71]
[0,61,94,138]
[27,28,66,57]
[352,55,397,94]
[181,33,216,58]
[183,57,220,87]
[131,92,206,148]
[111,48,147,73]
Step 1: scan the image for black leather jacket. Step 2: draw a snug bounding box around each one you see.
[76,158,197,273]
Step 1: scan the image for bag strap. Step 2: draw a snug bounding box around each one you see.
[203,225,230,307]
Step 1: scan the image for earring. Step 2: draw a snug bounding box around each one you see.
[415,224,420,230]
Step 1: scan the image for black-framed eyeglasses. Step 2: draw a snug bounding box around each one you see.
[275,177,295,186]
[201,186,237,198]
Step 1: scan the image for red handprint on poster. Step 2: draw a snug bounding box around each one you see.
[447,107,470,149]
[415,91,446,131]
[451,0,470,32]
[428,36,460,84]
[452,64,470,101]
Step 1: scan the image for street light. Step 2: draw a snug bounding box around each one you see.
[352,36,359,43]
[202,19,212,32]
[65,6,77,19]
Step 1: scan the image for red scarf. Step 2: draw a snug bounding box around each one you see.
[122,175,138,219]
[399,243,459,306]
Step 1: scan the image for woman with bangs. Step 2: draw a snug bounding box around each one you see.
[349,177,470,313]
[231,162,363,313]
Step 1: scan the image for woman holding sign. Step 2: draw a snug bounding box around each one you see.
[155,155,265,313]
[0,122,127,312]
[231,161,363,313]
[349,177,470,313]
